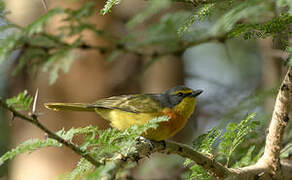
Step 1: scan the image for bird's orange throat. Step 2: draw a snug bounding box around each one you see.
[149,97,196,140]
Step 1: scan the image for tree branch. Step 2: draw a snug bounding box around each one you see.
[230,67,292,179]
[258,67,292,175]
[0,98,100,167]
[151,140,233,179]
[101,140,233,180]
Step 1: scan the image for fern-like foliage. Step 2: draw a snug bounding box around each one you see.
[178,3,215,36]
[0,2,100,84]
[0,113,168,179]
[100,0,121,15]
[219,113,259,167]
[210,0,269,35]
[0,125,98,167]
[0,8,63,62]
[128,12,191,51]
[277,0,292,15]
[183,113,259,179]
[127,0,171,29]
[69,116,169,179]
[232,146,263,168]
[229,14,292,41]
[6,90,33,111]
[0,138,61,166]
[69,158,94,180]
[183,160,211,180]
[192,128,221,156]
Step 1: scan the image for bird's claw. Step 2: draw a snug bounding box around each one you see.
[136,136,154,150]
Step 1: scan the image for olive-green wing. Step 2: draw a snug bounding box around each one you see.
[89,94,163,113]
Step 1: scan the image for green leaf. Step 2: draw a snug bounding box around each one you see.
[0,8,63,63]
[24,8,64,37]
[211,0,268,35]
[228,14,292,40]
[6,90,33,111]
[277,0,292,15]
[28,35,60,48]
[129,11,190,51]
[42,47,76,84]
[12,48,48,76]
[63,116,169,179]
[57,125,98,142]
[219,112,259,167]
[84,162,116,180]
[192,128,221,155]
[232,146,255,168]
[106,49,122,62]
[70,158,94,180]
[0,138,61,166]
[127,0,171,29]
[0,32,25,63]
[280,143,292,158]
[183,162,211,180]
[233,145,264,168]
[100,0,121,15]
[178,3,215,36]
[67,2,95,20]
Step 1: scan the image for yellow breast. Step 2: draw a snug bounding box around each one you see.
[95,100,195,141]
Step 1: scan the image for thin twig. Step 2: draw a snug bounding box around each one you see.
[0,98,100,167]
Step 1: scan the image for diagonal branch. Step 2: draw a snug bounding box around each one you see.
[0,98,101,167]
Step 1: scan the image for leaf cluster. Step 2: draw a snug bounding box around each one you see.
[0,0,290,84]
[229,14,292,45]
[6,90,33,111]
[183,113,261,179]
[0,2,101,84]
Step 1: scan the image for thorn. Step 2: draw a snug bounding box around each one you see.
[41,0,48,12]
[32,88,39,115]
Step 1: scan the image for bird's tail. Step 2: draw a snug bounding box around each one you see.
[44,103,96,112]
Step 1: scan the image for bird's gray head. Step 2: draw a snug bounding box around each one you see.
[152,86,203,108]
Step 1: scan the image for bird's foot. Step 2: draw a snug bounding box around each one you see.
[136,136,154,151]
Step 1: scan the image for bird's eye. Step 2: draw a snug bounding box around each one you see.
[177,92,184,97]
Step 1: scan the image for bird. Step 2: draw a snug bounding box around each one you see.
[45,86,203,141]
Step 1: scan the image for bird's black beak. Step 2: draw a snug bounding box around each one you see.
[190,90,203,97]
